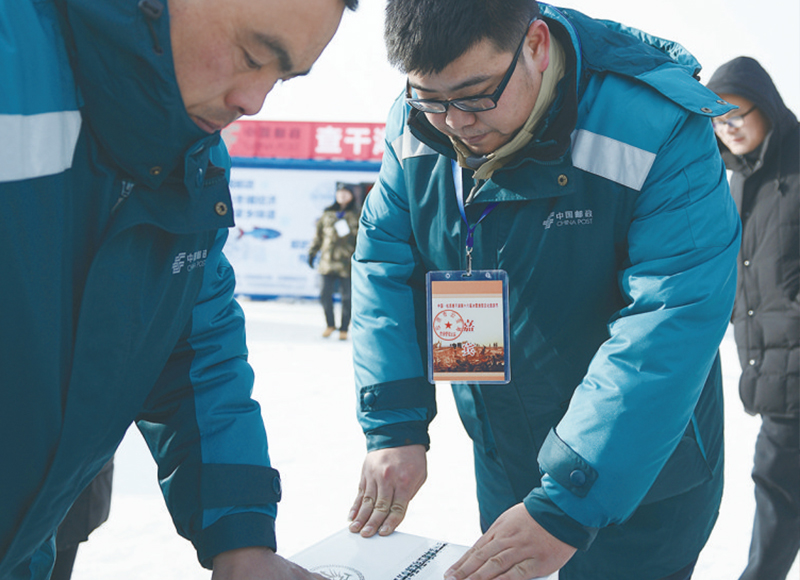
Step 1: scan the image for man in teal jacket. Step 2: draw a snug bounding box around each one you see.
[0,0,354,578]
[347,1,740,578]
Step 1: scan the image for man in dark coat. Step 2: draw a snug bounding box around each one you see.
[707,56,800,580]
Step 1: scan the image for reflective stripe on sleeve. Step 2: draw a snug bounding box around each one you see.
[392,128,437,162]
[571,129,656,191]
[0,111,82,183]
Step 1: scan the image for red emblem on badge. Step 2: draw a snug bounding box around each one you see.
[433,309,465,341]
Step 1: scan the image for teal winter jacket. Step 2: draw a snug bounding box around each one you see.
[351,5,741,578]
[0,1,279,577]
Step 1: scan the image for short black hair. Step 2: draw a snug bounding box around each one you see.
[385,0,539,74]
[344,0,358,11]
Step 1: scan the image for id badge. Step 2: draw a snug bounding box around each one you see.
[426,270,511,384]
[334,219,351,237]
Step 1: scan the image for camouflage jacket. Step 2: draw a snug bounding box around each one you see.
[310,207,359,277]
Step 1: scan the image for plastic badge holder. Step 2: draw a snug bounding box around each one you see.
[426,269,510,384]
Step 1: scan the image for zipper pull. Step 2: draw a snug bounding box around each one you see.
[110,180,135,216]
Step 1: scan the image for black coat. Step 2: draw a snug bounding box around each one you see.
[707,57,800,417]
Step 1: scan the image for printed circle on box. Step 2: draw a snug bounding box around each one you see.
[311,565,365,580]
[433,309,465,341]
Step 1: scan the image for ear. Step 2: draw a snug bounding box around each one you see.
[526,19,551,73]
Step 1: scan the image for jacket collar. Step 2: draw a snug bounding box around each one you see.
[720,130,775,177]
[59,0,216,190]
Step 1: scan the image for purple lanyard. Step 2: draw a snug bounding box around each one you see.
[452,160,498,276]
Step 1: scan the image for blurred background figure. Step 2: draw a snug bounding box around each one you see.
[707,56,800,580]
[308,186,359,340]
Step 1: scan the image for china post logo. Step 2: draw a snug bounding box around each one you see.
[172,249,208,274]
[543,209,594,230]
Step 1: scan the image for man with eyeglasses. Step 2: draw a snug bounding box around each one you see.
[346,1,741,579]
[707,57,800,580]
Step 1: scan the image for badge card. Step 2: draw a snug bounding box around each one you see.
[333,219,351,237]
[426,270,510,384]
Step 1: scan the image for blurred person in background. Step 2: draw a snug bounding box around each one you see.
[308,186,359,340]
[707,56,800,580]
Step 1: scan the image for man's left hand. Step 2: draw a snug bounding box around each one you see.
[212,547,327,580]
[444,504,576,580]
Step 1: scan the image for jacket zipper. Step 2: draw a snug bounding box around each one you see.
[110,180,135,216]
[98,180,134,244]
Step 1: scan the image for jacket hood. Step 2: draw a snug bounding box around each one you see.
[706,57,798,159]
[59,0,215,189]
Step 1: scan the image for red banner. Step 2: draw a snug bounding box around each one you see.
[221,120,386,162]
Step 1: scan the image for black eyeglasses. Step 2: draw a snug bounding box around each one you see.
[712,105,757,130]
[405,18,538,114]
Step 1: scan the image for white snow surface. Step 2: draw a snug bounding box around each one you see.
[72,299,798,579]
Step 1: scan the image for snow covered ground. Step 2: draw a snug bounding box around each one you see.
[72,299,798,579]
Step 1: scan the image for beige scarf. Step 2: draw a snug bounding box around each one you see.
[451,34,566,182]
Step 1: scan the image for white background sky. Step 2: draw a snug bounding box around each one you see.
[254,0,800,125]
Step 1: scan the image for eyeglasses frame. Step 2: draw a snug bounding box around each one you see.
[405,18,538,115]
[712,105,758,130]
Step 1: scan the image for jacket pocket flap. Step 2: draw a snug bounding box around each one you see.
[641,434,712,505]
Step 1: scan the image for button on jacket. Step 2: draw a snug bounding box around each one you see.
[351,5,740,578]
[0,1,279,576]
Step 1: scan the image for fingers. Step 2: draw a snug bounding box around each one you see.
[444,505,576,580]
[375,491,410,535]
[349,479,409,537]
[445,533,504,580]
[364,482,410,537]
[446,540,534,580]
[347,471,376,534]
[347,478,366,523]
[348,480,379,535]
[348,446,427,538]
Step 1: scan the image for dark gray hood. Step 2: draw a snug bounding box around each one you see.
[706,56,798,170]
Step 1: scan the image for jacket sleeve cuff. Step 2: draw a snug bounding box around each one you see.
[194,512,277,569]
[523,488,599,552]
[365,421,431,452]
[359,377,436,452]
